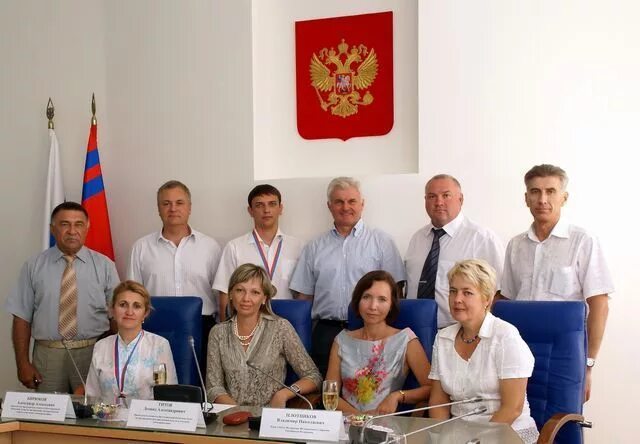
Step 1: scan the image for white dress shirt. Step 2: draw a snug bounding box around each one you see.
[127,228,222,316]
[501,218,614,301]
[405,213,504,328]
[429,313,539,443]
[212,229,304,299]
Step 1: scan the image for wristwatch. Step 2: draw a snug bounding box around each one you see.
[586,358,596,368]
[290,384,301,393]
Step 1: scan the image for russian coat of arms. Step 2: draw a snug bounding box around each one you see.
[309,38,379,118]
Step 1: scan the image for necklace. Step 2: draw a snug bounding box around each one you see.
[233,318,260,346]
[460,329,479,344]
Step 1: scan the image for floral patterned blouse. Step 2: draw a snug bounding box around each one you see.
[86,330,178,403]
[336,328,416,411]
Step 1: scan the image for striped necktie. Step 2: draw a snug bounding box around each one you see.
[417,228,446,299]
[59,255,78,340]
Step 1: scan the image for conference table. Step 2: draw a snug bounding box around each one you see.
[0,406,524,443]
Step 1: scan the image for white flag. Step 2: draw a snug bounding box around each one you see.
[43,128,65,251]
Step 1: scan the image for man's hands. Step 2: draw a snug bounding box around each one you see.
[17,360,42,389]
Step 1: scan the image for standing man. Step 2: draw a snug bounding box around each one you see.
[501,164,613,401]
[290,177,405,375]
[6,202,119,392]
[128,180,222,360]
[405,174,504,328]
[214,184,304,321]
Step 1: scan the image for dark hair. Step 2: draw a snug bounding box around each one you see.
[351,270,400,323]
[247,184,282,207]
[50,201,88,223]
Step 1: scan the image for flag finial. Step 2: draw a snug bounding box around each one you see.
[91,93,97,125]
[46,98,55,129]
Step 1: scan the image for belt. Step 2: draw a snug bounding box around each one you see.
[36,338,98,349]
[317,319,348,328]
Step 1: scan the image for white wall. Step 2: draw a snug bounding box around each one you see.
[252,0,419,180]
[1,1,638,442]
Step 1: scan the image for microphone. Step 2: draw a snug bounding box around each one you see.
[357,397,484,444]
[188,336,216,424]
[245,360,314,410]
[384,406,489,444]
[61,340,93,418]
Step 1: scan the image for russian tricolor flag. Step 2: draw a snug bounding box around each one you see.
[81,120,115,260]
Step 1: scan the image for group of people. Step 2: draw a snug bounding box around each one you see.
[6,164,613,443]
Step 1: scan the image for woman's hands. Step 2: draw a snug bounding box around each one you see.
[269,389,292,408]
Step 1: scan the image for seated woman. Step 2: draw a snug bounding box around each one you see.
[85,280,178,402]
[428,259,538,444]
[206,264,321,407]
[325,270,431,415]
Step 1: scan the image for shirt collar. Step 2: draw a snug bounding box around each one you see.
[54,245,89,263]
[248,228,283,246]
[117,330,144,348]
[156,226,196,243]
[440,311,496,340]
[332,218,365,238]
[427,212,464,238]
[526,217,570,242]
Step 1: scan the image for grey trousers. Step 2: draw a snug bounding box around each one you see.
[32,342,94,393]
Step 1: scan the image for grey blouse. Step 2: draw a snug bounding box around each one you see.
[206,313,321,405]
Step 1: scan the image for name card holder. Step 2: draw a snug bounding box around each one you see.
[259,407,342,442]
[126,399,203,432]
[2,391,75,422]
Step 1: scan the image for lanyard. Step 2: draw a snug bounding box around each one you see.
[114,331,144,398]
[251,230,283,280]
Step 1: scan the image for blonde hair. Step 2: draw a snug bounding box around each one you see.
[227,264,276,316]
[447,259,497,305]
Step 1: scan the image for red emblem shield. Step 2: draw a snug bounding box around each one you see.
[295,12,394,141]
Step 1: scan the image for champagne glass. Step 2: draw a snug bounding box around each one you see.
[322,380,339,411]
[153,363,167,385]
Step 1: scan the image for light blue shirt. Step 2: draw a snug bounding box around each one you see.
[289,219,406,320]
[6,245,120,340]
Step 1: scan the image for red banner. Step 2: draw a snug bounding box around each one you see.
[295,11,394,141]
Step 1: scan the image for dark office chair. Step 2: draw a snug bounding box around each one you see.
[493,300,590,444]
[144,296,203,386]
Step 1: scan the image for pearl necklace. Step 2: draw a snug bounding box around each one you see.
[460,329,479,344]
[233,318,260,346]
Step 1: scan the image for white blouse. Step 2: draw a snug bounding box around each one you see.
[86,330,178,403]
[429,313,539,443]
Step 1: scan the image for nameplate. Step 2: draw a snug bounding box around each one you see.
[126,399,201,432]
[259,408,342,442]
[2,391,75,422]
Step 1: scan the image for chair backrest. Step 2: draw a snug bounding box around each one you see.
[348,299,438,392]
[271,299,313,385]
[144,296,203,386]
[493,300,586,444]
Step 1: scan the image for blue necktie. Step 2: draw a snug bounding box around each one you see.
[417,228,446,299]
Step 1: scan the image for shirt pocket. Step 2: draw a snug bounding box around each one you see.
[549,266,576,297]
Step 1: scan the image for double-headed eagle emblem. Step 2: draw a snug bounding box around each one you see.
[309,38,379,118]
